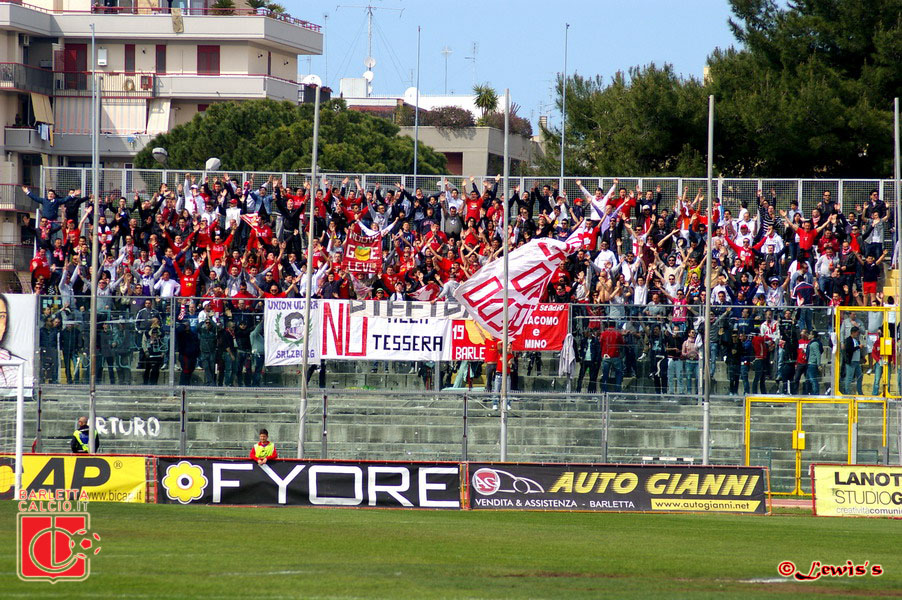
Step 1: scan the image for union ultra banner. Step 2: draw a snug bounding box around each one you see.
[811,464,902,518]
[264,298,321,366]
[468,463,769,514]
[342,223,383,274]
[156,457,461,508]
[320,300,452,361]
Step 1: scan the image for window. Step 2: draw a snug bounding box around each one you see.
[124,44,135,74]
[197,45,220,75]
[155,45,166,74]
[197,104,209,113]
[267,52,271,76]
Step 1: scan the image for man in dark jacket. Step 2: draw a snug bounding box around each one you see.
[39,317,60,383]
[71,416,99,453]
[59,321,83,384]
[576,330,601,394]
[198,319,220,386]
[842,327,863,395]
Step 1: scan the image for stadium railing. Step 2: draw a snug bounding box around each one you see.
[33,294,843,398]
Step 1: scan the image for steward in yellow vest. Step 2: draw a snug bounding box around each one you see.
[250,429,277,465]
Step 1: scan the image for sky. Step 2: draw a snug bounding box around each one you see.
[283,0,741,127]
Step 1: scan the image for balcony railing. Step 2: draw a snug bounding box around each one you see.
[52,71,155,98]
[0,62,54,96]
[0,243,32,271]
[0,182,34,213]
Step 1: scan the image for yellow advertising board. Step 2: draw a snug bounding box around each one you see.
[811,464,902,518]
[0,455,148,503]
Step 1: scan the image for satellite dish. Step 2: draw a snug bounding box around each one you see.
[364,56,376,69]
[362,70,374,82]
[403,87,418,99]
[205,157,221,171]
[151,147,168,165]
[302,74,322,87]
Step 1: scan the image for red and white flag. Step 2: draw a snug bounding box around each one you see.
[453,223,585,340]
[409,282,440,301]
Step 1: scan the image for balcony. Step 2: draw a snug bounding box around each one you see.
[4,126,51,153]
[0,2,323,55]
[0,62,54,95]
[52,71,155,98]
[0,243,33,272]
[0,182,33,212]
[155,73,298,102]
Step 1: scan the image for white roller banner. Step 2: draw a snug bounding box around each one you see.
[320,300,452,361]
[264,298,321,366]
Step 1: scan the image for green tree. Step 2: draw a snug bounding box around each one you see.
[134,99,447,174]
[540,65,707,176]
[544,0,900,177]
[472,84,499,118]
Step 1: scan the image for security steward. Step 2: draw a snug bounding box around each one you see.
[71,416,100,453]
[250,428,277,465]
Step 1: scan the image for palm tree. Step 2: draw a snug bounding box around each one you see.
[472,83,499,118]
[245,0,267,9]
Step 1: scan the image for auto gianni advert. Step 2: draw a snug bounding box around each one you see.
[468,463,770,514]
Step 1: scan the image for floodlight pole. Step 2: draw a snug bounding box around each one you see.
[413,25,420,182]
[500,89,510,461]
[88,23,100,453]
[702,95,714,466]
[559,23,569,189]
[298,85,321,459]
[894,97,900,465]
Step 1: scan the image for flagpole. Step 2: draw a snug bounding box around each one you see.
[893,97,901,461]
[298,84,321,459]
[500,89,510,461]
[88,23,99,453]
[702,95,714,466]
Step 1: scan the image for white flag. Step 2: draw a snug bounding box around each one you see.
[453,224,584,340]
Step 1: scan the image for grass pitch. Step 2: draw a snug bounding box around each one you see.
[1,502,900,599]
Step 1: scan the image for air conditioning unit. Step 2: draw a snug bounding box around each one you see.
[19,34,30,47]
[140,75,152,90]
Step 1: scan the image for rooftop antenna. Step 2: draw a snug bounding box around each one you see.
[335,3,404,97]
[440,46,452,94]
[464,42,478,87]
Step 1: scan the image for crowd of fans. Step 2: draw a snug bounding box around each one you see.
[20,174,899,394]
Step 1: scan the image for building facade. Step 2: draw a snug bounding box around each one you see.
[0,0,322,285]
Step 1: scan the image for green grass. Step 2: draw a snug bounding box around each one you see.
[1,502,900,599]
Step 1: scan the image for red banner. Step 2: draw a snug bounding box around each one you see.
[447,320,488,361]
[511,303,569,351]
[342,224,383,274]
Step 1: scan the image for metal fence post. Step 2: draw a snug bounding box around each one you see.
[601,393,609,463]
[321,393,328,459]
[167,301,176,387]
[35,384,43,453]
[462,393,469,462]
[179,387,187,456]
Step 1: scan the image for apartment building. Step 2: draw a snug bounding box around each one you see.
[0,0,322,287]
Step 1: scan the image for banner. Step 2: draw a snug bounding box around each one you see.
[349,300,470,320]
[446,320,489,361]
[453,229,584,341]
[468,463,769,513]
[0,454,147,503]
[811,464,902,518]
[156,457,461,508]
[264,298,321,366]
[511,303,569,352]
[343,224,383,274]
[0,293,35,395]
[321,300,452,361]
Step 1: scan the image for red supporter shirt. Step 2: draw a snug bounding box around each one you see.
[599,328,623,358]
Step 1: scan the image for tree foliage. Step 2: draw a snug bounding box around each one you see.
[472,83,499,118]
[134,99,447,174]
[544,0,900,177]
